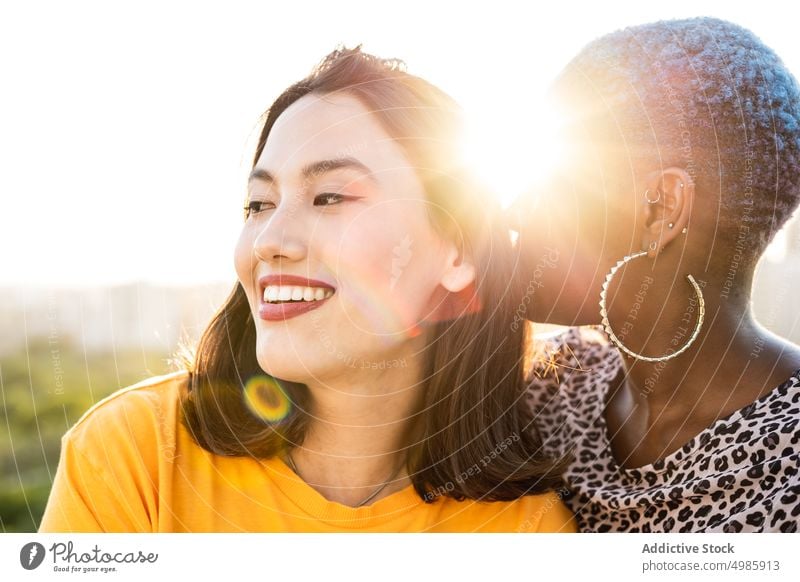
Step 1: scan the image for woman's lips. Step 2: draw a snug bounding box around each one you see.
[256,274,336,322]
[258,293,333,321]
[258,274,336,291]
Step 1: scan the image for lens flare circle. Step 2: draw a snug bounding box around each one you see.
[243,375,291,422]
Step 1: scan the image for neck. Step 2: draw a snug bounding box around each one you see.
[287,351,424,507]
[621,307,764,420]
[604,265,800,466]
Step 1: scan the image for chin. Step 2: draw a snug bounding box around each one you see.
[256,357,304,382]
[261,369,313,386]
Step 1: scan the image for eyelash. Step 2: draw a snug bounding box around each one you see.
[243,193,356,219]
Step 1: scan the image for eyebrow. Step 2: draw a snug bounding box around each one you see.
[248,157,376,185]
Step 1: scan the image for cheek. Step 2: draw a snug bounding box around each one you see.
[233,228,256,292]
[331,221,399,288]
[331,206,444,312]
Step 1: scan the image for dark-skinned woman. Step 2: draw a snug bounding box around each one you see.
[514,17,800,532]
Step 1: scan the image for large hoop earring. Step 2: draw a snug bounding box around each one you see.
[599,251,705,362]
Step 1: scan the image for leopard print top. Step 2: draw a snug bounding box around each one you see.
[525,326,800,532]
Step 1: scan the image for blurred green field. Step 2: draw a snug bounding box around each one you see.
[0,337,172,532]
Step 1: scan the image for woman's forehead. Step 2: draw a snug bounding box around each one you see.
[258,93,394,176]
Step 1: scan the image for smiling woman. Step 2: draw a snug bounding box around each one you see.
[38,46,576,533]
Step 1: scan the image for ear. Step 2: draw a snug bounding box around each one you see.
[639,167,694,258]
[421,243,481,323]
[439,243,476,293]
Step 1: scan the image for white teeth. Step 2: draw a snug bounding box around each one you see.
[262,285,335,303]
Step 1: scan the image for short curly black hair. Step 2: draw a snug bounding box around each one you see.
[553,17,800,258]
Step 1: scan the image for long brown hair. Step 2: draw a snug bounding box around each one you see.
[176,46,566,502]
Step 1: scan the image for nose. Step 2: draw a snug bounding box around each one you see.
[252,204,308,263]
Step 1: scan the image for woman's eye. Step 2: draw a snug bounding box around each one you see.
[314,192,347,206]
[244,193,359,218]
[243,200,275,218]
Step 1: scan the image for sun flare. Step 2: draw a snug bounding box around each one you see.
[460,96,565,210]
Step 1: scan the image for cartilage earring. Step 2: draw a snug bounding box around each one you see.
[644,189,661,204]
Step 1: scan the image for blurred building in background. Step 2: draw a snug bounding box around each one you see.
[0,282,232,357]
[752,215,800,343]
[1,217,799,358]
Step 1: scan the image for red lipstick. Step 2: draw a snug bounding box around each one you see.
[257,274,336,322]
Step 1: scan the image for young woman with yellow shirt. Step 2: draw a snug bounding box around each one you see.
[39,47,576,533]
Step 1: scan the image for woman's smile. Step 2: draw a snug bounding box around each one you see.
[257,273,336,321]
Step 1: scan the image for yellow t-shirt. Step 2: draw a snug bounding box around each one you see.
[38,370,576,533]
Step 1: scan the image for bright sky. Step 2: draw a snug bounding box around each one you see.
[2,0,798,287]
